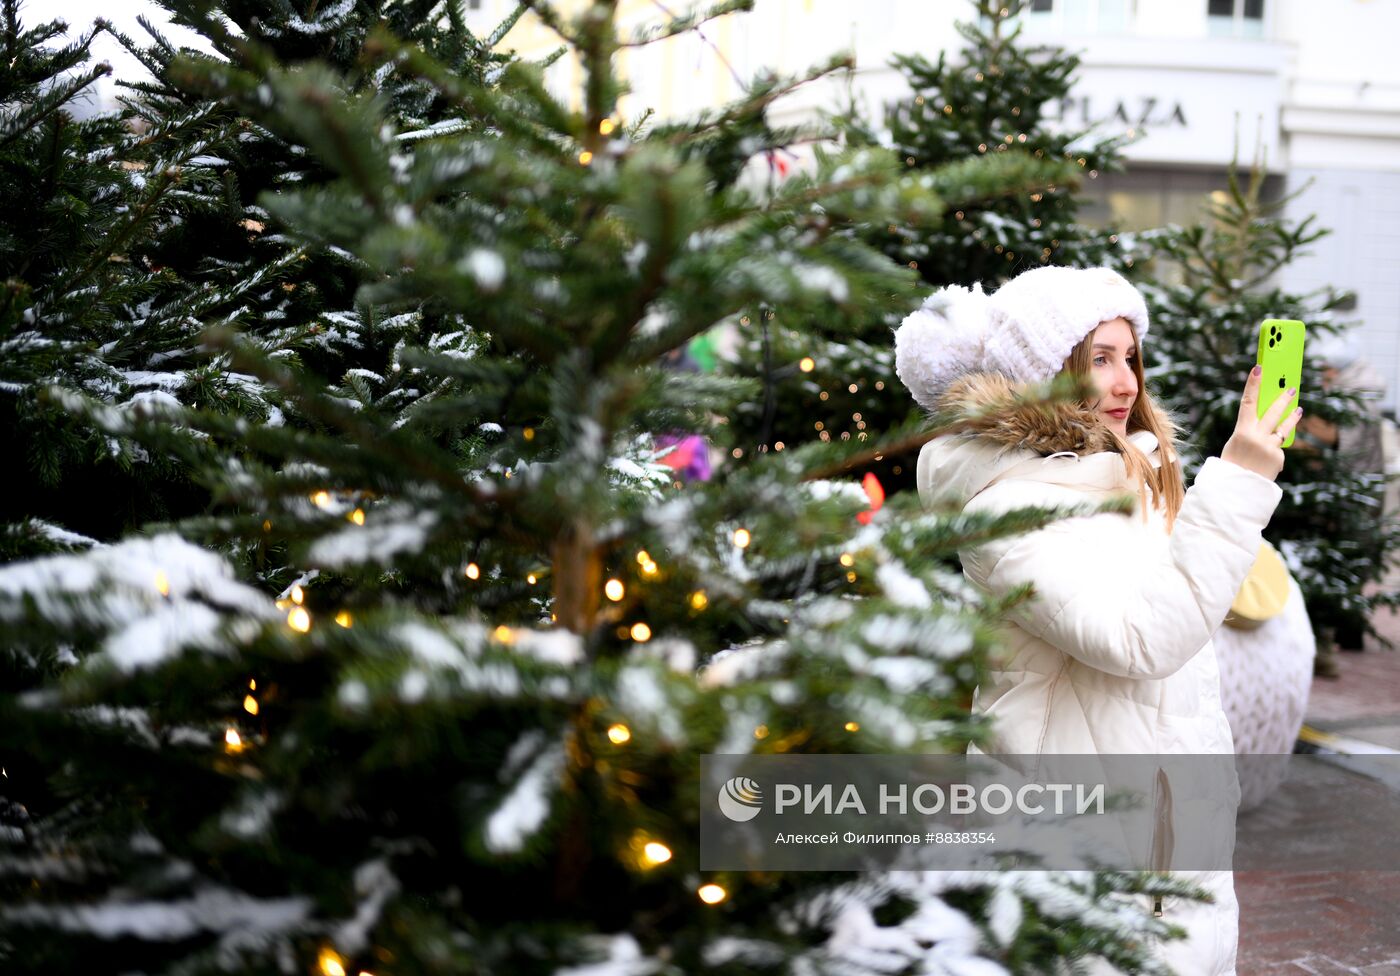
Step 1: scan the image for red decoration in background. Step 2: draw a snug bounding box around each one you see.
[856,472,884,525]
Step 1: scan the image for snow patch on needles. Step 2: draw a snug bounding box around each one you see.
[484,738,564,854]
[874,561,933,609]
[307,507,437,567]
[0,886,312,941]
[462,249,506,292]
[0,536,273,669]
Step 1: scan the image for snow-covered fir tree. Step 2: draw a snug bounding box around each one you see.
[2,2,1197,972]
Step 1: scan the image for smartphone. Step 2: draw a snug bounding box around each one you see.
[1256,319,1306,448]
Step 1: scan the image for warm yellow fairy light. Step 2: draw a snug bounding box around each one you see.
[845,721,860,732]
[698,883,728,904]
[839,553,855,567]
[224,727,243,752]
[523,427,535,441]
[493,625,515,644]
[154,571,170,596]
[641,560,658,577]
[287,607,311,633]
[243,695,259,716]
[642,841,672,865]
[846,571,857,583]
[275,598,291,610]
[318,947,347,976]
[599,118,616,135]
[689,590,708,610]
[733,528,751,549]
[754,724,769,739]
[527,573,538,585]
[578,150,594,165]
[291,584,304,605]
[335,610,353,628]
[799,356,815,372]
[262,519,272,532]
[249,678,256,690]
[311,490,331,509]
[465,562,481,580]
[636,550,651,565]
[604,579,625,601]
[607,723,631,744]
[629,622,652,642]
[349,508,365,525]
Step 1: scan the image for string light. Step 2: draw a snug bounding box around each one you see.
[243,695,259,716]
[527,573,538,585]
[774,441,785,451]
[629,622,652,642]
[839,553,855,567]
[689,590,708,610]
[635,550,651,565]
[731,447,744,459]
[819,391,829,401]
[154,571,170,596]
[249,678,256,690]
[698,883,728,904]
[335,610,353,628]
[224,728,243,753]
[318,948,347,976]
[754,724,769,739]
[291,584,305,605]
[349,508,365,525]
[605,579,625,601]
[578,150,594,166]
[642,841,672,866]
[732,528,751,549]
[465,563,481,580]
[845,721,860,732]
[311,491,331,509]
[607,723,631,744]
[875,381,884,390]
[493,625,515,644]
[262,520,272,532]
[640,559,658,577]
[846,571,857,583]
[848,383,858,393]
[799,357,815,372]
[287,607,311,633]
[599,118,616,135]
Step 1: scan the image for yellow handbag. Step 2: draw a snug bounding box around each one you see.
[1222,541,1291,630]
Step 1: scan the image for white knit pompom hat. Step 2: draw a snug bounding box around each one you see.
[895,265,1149,410]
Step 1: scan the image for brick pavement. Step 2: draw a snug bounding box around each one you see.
[1234,596,1400,974]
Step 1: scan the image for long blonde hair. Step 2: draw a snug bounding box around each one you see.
[1061,323,1186,531]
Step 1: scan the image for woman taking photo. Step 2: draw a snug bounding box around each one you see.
[895,265,1302,975]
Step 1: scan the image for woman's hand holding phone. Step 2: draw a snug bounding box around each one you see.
[1222,365,1302,481]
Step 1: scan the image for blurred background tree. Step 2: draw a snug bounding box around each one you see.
[1138,161,1400,665]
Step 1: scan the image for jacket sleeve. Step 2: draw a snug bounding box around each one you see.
[958,457,1283,680]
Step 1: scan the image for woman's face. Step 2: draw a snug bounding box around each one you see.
[1089,317,1138,436]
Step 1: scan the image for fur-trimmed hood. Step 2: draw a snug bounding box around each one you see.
[915,371,1175,509]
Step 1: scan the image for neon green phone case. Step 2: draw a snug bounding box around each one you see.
[1256,319,1306,448]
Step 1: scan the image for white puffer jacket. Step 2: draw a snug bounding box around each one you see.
[916,373,1284,976]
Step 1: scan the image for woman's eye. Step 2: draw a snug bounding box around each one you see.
[1093,356,1105,366]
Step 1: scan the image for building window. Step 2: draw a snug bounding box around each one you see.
[1208,0,1264,38]
[1019,0,1135,35]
